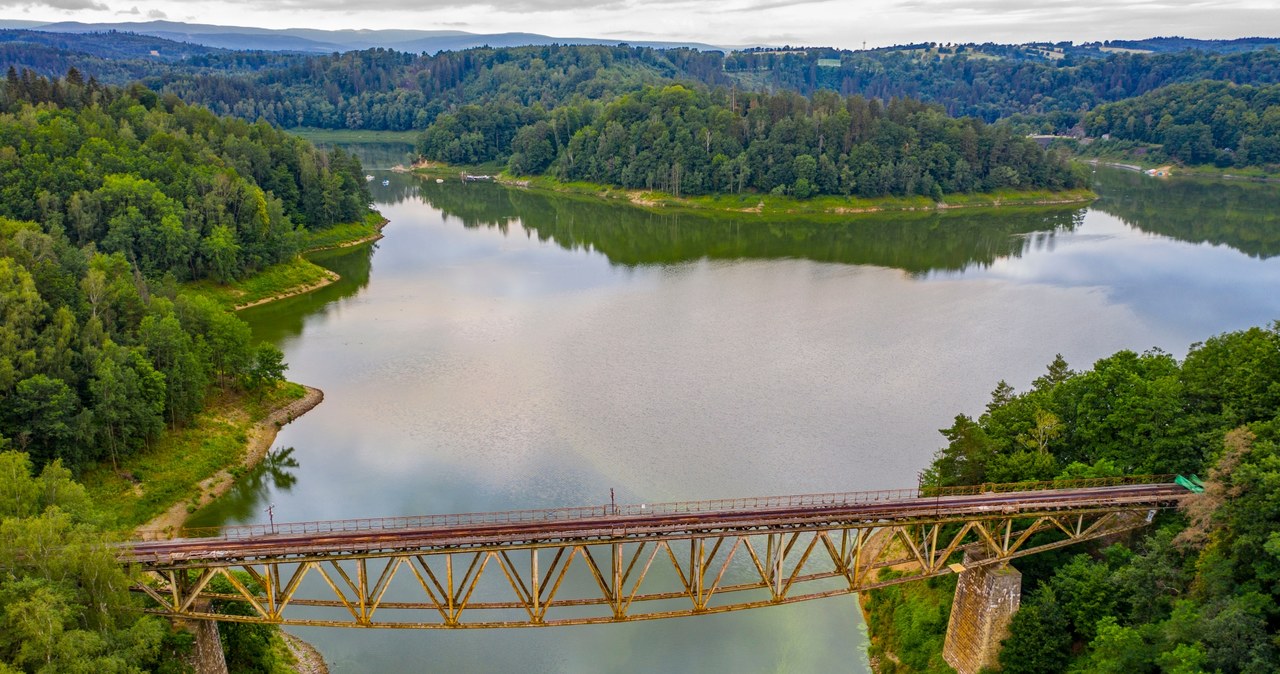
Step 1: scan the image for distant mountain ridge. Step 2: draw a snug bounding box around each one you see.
[20,20,725,53]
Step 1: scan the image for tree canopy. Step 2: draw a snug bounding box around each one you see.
[914,324,1280,674]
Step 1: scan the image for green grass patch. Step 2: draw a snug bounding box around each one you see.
[80,383,306,533]
[287,128,420,144]
[412,161,507,180]
[184,256,333,310]
[506,173,1094,216]
[299,212,387,251]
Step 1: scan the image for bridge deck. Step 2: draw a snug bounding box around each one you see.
[126,479,1186,568]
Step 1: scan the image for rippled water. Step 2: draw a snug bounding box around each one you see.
[190,160,1280,672]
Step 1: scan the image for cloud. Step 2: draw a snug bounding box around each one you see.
[117,4,138,13]
[146,7,164,17]
[198,0,699,13]
[0,0,110,9]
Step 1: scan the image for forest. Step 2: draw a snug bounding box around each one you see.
[4,34,1280,137]
[867,324,1280,674]
[0,70,369,474]
[0,70,375,671]
[421,85,1086,198]
[1082,81,1280,167]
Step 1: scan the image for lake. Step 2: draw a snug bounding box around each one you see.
[189,158,1280,672]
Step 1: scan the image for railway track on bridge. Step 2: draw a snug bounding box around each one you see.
[126,481,1187,568]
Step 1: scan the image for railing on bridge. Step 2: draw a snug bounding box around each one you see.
[138,475,1174,543]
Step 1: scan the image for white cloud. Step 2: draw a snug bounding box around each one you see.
[7,0,1277,48]
[0,0,111,10]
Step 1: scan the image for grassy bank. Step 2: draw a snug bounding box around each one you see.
[513,174,1094,215]
[80,383,307,533]
[416,167,1095,215]
[185,213,385,310]
[185,257,336,310]
[300,212,388,250]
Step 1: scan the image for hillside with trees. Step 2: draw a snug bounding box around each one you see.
[420,85,1086,198]
[0,70,371,672]
[1082,81,1280,167]
[5,35,1280,137]
[866,324,1280,673]
[0,71,368,474]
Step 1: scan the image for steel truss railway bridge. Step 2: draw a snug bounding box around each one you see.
[125,476,1187,658]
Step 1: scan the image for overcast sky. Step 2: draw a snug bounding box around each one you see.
[4,0,1278,48]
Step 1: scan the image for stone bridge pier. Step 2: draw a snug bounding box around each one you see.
[186,600,229,674]
[942,549,1022,674]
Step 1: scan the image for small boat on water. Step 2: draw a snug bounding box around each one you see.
[435,178,444,184]
[365,175,374,181]
[381,179,390,186]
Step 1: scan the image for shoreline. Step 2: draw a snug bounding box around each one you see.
[282,632,330,674]
[235,268,341,311]
[504,178,1096,215]
[135,384,325,536]
[411,167,1096,216]
[233,216,389,311]
[1084,158,1280,183]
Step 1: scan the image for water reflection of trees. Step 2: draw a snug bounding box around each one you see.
[310,142,417,172]
[1091,168,1280,258]
[413,180,1085,274]
[186,447,300,530]
[240,241,377,344]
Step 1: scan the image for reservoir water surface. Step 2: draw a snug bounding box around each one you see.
[190,160,1280,672]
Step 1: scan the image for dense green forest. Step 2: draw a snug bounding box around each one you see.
[5,34,1280,135]
[136,45,1280,132]
[867,324,1280,673]
[1082,81,1280,167]
[0,71,372,671]
[0,450,189,671]
[724,47,1280,125]
[1,68,369,281]
[0,71,368,473]
[420,85,1085,198]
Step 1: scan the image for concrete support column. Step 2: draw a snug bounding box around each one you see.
[942,549,1022,674]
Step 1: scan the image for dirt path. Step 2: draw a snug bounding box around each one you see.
[136,385,325,536]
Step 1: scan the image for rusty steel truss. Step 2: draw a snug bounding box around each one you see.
[126,477,1187,628]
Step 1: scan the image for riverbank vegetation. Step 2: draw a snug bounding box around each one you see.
[79,382,305,531]
[504,173,1094,215]
[865,323,1280,673]
[0,450,196,671]
[1080,81,1280,169]
[11,40,1279,135]
[0,72,369,475]
[0,71,371,672]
